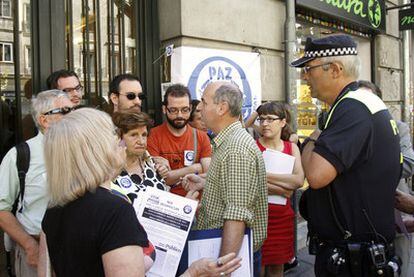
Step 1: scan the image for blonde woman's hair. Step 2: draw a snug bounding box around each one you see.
[44,108,124,207]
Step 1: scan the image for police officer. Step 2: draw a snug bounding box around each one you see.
[292,35,401,276]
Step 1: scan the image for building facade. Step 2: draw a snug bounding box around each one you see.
[0,0,412,160]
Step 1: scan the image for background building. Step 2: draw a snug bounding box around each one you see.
[0,0,413,159]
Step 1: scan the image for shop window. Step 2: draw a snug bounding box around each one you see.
[0,0,11,18]
[294,22,371,139]
[0,42,13,62]
[66,1,139,105]
[0,0,34,162]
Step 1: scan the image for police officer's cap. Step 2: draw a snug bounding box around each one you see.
[291,34,358,68]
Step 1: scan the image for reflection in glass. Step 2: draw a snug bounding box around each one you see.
[66,0,137,110]
[0,0,34,162]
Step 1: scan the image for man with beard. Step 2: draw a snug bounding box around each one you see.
[147,84,211,197]
[109,73,145,113]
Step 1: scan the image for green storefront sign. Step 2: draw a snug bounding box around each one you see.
[296,0,386,33]
[399,8,414,31]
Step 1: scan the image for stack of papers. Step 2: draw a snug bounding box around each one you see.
[262,149,295,205]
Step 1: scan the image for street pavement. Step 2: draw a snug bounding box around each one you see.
[285,246,315,277]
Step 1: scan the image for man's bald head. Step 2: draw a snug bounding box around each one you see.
[204,81,243,117]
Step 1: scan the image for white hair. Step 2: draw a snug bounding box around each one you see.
[31,89,68,127]
[319,55,361,79]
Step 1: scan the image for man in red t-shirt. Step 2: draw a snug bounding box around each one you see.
[147,84,211,197]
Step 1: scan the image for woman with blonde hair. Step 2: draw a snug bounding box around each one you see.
[39,108,148,276]
[38,108,241,277]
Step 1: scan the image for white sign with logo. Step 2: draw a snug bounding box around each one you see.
[171,46,261,120]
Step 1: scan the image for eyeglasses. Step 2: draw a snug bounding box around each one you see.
[302,63,332,74]
[119,92,146,101]
[166,106,191,115]
[258,117,282,124]
[62,84,83,93]
[43,106,75,116]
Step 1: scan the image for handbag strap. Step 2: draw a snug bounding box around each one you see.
[193,128,198,162]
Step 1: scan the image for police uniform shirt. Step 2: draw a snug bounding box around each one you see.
[306,81,401,243]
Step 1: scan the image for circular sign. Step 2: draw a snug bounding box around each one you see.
[368,0,382,28]
[120,177,133,189]
[187,56,256,120]
[183,205,193,214]
[185,151,195,162]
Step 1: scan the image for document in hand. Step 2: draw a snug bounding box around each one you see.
[262,149,295,205]
[178,228,253,277]
[134,186,198,277]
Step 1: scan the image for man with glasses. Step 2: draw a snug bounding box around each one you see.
[0,90,73,276]
[47,69,84,105]
[292,35,401,275]
[109,73,146,113]
[147,84,211,197]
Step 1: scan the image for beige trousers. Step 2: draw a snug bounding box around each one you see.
[15,244,37,277]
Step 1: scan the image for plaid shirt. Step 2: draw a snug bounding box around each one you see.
[196,121,268,251]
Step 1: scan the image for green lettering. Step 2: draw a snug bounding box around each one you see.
[319,0,369,19]
[343,0,352,12]
[401,16,414,25]
[354,0,366,17]
[390,119,398,135]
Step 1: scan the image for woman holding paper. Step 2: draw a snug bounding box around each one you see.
[256,102,304,277]
[38,108,241,276]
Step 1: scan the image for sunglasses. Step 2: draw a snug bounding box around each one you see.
[119,92,146,101]
[43,106,76,116]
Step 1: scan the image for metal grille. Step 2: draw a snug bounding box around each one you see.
[65,0,138,110]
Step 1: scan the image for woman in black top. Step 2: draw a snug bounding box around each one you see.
[40,108,147,276]
[38,108,241,277]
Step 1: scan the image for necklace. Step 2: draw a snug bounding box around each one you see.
[126,156,144,176]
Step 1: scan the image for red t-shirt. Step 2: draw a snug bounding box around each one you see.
[147,122,212,196]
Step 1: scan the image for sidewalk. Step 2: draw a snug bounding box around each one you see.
[285,247,315,277]
[285,217,316,276]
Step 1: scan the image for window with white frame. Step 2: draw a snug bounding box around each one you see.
[0,0,11,17]
[0,42,13,62]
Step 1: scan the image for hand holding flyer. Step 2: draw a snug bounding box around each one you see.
[133,187,198,277]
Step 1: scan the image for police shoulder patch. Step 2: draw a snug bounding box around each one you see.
[344,88,387,115]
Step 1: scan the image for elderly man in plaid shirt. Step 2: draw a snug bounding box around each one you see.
[182,81,268,277]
